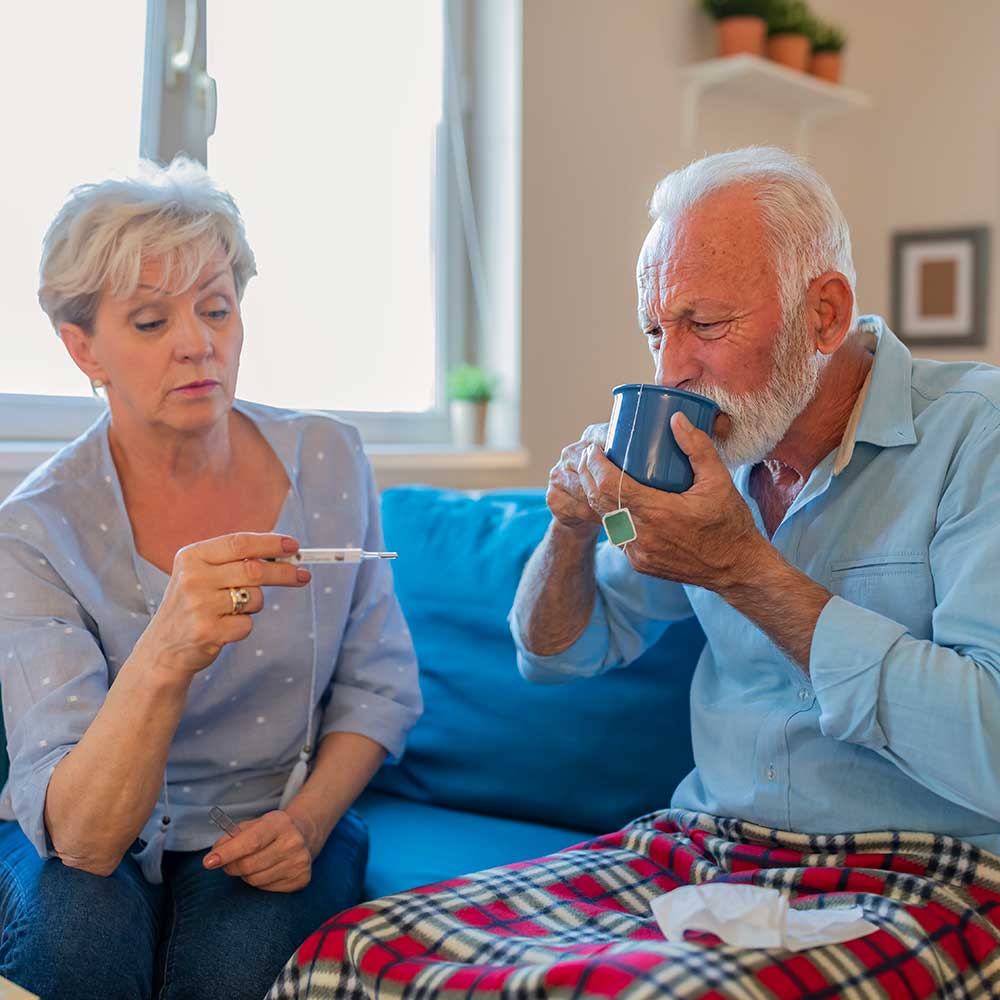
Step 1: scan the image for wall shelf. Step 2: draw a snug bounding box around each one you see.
[678,54,871,155]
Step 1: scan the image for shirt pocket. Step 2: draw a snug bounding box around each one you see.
[828,552,934,637]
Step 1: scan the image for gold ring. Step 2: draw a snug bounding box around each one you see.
[229,587,251,614]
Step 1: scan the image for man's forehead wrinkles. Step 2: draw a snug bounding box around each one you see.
[638,254,702,275]
[638,278,659,304]
[637,259,701,297]
[638,260,668,282]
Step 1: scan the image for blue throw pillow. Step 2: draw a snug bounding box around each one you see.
[370,486,705,834]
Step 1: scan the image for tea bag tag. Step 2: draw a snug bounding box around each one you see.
[603,507,637,547]
[604,382,642,548]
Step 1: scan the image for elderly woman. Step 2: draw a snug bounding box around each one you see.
[0,158,422,1000]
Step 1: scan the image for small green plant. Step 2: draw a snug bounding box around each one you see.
[809,18,846,52]
[766,0,814,36]
[447,364,495,403]
[701,0,773,19]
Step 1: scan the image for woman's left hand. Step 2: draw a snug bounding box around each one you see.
[203,810,316,892]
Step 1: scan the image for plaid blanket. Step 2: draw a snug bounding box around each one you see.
[268,810,1000,1000]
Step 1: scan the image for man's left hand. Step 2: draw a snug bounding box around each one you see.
[579,411,765,592]
[203,809,315,893]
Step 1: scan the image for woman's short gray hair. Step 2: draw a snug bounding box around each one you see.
[648,146,857,328]
[38,156,257,333]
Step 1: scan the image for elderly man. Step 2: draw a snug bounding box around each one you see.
[511,146,1000,849]
[268,147,1000,1000]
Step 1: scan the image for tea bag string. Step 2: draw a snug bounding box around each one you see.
[616,384,643,550]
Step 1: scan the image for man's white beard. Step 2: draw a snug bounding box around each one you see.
[687,308,827,471]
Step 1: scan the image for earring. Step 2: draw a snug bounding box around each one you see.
[91,379,104,390]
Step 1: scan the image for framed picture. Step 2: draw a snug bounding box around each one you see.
[890,227,989,347]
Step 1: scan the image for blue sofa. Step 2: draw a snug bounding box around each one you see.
[355,486,706,899]
[0,487,707,905]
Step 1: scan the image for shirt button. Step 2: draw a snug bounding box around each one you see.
[766,764,776,781]
[798,688,811,701]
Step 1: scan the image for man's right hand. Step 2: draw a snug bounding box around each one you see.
[546,423,610,540]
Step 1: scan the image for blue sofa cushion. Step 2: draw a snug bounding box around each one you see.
[370,486,705,835]
[354,788,589,899]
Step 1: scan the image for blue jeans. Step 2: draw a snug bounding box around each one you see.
[0,811,368,1000]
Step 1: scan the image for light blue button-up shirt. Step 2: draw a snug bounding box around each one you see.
[513,317,1000,856]
[0,400,422,859]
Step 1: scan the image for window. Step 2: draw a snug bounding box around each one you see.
[206,0,449,438]
[0,0,520,455]
[0,1,146,436]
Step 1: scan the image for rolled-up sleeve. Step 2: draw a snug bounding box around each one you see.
[810,596,903,750]
[0,530,109,858]
[511,539,694,684]
[316,459,422,761]
[811,415,1000,820]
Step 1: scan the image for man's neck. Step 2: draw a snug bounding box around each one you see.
[764,333,876,484]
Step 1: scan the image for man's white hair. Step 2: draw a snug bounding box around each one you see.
[648,146,857,328]
[38,156,257,334]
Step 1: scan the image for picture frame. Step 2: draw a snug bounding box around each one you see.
[890,227,989,347]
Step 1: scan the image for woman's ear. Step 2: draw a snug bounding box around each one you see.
[806,271,854,356]
[59,323,108,388]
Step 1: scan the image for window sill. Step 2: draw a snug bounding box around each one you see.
[0,440,530,481]
[365,445,529,472]
[0,441,65,477]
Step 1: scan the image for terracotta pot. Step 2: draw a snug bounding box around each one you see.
[716,16,766,57]
[810,51,842,83]
[450,400,488,447]
[766,33,811,72]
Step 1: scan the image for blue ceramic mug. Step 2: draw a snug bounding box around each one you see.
[605,384,720,493]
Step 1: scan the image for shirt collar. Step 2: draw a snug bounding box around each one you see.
[831,368,872,474]
[832,316,917,475]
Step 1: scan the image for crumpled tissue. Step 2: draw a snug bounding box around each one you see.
[651,883,877,952]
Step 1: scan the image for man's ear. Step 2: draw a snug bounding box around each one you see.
[806,271,854,356]
[58,323,108,387]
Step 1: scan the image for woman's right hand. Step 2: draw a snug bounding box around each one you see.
[139,533,311,680]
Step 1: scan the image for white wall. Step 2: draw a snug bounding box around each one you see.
[397,0,999,494]
[810,0,1000,369]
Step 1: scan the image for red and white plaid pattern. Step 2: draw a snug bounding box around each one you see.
[268,810,1000,999]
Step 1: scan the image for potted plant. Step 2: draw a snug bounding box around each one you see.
[766,0,814,72]
[809,19,846,83]
[447,364,495,447]
[701,0,773,58]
